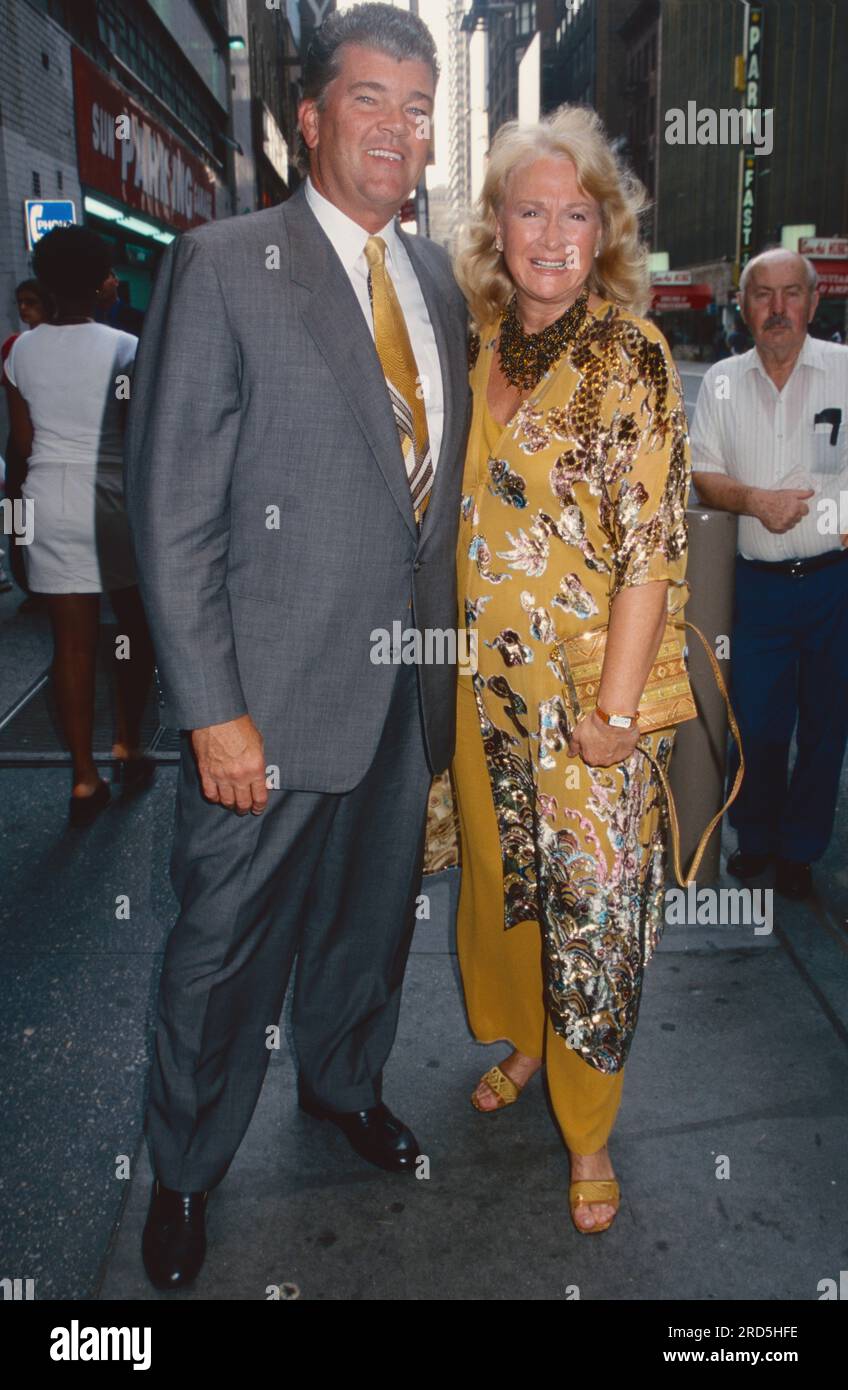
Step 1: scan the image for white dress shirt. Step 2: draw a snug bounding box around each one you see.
[690,334,848,560]
[304,176,445,470]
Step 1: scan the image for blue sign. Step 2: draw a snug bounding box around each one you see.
[24,199,77,250]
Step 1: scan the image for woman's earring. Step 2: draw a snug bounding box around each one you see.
[495,235,503,253]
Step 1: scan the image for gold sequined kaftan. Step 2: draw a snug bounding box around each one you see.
[455,297,691,1074]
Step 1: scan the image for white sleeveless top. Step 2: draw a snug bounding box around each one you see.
[5,322,139,592]
[6,322,137,470]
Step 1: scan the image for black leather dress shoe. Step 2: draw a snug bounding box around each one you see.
[727,849,773,880]
[142,1179,208,1290]
[299,1090,420,1173]
[775,858,813,900]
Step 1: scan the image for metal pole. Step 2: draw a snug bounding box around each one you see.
[667,506,739,884]
[408,0,431,235]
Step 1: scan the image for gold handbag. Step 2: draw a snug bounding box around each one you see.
[552,620,745,886]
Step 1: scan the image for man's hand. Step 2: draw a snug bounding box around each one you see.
[752,487,815,534]
[567,709,640,767]
[190,714,268,814]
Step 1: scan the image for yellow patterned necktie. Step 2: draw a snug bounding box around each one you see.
[364,234,433,524]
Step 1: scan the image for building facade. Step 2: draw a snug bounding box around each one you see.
[487,0,848,339]
[0,0,305,357]
[444,1,490,248]
[247,0,303,210]
[448,0,472,232]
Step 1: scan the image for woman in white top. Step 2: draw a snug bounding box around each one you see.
[4,226,156,824]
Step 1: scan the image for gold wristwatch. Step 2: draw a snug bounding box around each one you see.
[594,705,639,730]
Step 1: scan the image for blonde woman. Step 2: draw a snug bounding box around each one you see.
[452,106,690,1233]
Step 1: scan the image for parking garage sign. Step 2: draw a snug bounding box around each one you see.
[24,199,77,250]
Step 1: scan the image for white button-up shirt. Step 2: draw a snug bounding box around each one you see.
[690,334,848,560]
[304,176,444,471]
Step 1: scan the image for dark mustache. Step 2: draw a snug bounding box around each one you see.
[764,315,791,329]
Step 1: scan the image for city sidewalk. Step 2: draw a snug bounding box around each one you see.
[1,582,846,1301]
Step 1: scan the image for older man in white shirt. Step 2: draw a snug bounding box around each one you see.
[691,249,848,900]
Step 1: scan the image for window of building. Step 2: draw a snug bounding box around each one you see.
[516,1,536,38]
[95,0,218,159]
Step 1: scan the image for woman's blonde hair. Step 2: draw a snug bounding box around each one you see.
[454,104,651,328]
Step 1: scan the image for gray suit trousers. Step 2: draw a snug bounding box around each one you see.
[144,660,430,1192]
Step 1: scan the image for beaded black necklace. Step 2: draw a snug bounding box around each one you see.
[498,285,589,390]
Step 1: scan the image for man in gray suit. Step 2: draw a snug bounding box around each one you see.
[124,3,469,1290]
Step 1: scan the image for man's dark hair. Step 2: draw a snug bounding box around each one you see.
[31,226,112,301]
[296,1,439,175]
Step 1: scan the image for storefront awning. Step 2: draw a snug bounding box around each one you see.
[651,283,713,312]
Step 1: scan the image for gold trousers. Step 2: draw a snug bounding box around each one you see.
[453,680,624,1154]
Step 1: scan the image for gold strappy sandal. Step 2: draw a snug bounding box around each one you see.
[569,1179,620,1234]
[470,1064,524,1112]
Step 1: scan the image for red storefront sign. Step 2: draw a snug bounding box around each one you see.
[799,237,848,259]
[810,261,848,299]
[72,47,215,230]
[650,283,713,312]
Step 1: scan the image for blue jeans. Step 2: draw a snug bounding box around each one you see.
[727,552,848,862]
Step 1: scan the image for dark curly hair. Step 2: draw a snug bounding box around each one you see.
[31,226,113,301]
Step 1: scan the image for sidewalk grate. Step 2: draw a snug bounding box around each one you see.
[0,624,178,767]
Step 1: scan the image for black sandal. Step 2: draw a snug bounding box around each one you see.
[68,779,111,827]
[119,755,156,793]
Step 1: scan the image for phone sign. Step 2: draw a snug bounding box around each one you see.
[24,199,77,250]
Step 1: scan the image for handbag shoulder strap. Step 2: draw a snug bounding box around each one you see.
[639,620,745,887]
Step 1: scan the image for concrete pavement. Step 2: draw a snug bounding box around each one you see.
[1,577,846,1302]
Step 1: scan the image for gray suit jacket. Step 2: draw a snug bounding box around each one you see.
[123,184,470,792]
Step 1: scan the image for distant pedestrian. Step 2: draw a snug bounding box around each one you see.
[0,451,12,590]
[2,227,156,825]
[94,271,145,336]
[728,324,749,354]
[1,278,53,600]
[691,249,848,900]
[713,327,730,360]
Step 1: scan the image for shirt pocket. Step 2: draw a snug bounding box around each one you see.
[810,416,844,475]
